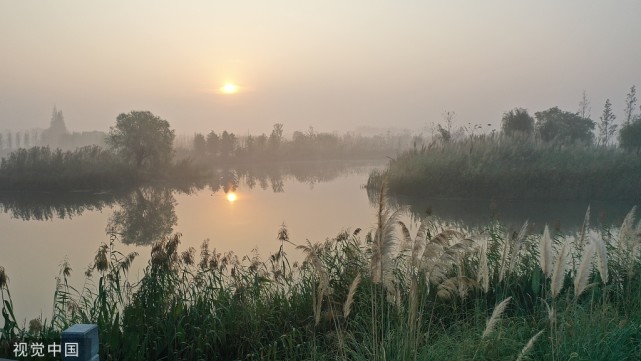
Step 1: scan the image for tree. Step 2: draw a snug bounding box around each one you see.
[206,131,220,156]
[598,99,617,146]
[501,108,534,137]
[107,111,175,169]
[623,85,638,126]
[107,187,177,245]
[6,131,13,149]
[219,131,236,157]
[193,133,206,154]
[269,123,284,150]
[577,90,591,119]
[41,106,69,147]
[535,107,595,144]
[619,117,641,153]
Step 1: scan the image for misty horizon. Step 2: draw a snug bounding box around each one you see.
[2,1,641,135]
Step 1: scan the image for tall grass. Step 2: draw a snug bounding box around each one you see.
[2,192,641,360]
[368,136,641,200]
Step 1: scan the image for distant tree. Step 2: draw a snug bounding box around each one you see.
[107,111,175,169]
[41,106,69,146]
[269,123,284,150]
[255,134,268,152]
[619,117,641,153]
[6,131,13,149]
[15,132,21,149]
[220,131,236,157]
[623,85,638,126]
[193,133,206,153]
[0,133,3,150]
[23,132,30,149]
[501,108,534,137]
[206,131,220,156]
[577,90,591,119]
[598,99,617,146]
[535,107,595,144]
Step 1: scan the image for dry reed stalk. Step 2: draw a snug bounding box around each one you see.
[577,205,590,249]
[343,273,361,319]
[542,299,556,328]
[574,240,595,298]
[499,230,511,282]
[411,219,430,268]
[477,240,489,293]
[540,225,553,278]
[516,330,544,361]
[482,296,512,338]
[370,182,406,293]
[551,240,569,299]
[509,220,529,273]
[297,240,330,325]
[619,206,637,248]
[593,235,609,284]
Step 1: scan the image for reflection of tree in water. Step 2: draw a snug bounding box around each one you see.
[207,168,239,194]
[0,191,119,221]
[106,187,177,245]
[232,161,377,192]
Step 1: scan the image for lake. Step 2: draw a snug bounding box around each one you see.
[0,160,637,322]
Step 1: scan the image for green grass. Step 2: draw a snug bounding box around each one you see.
[367,136,641,200]
[2,191,641,360]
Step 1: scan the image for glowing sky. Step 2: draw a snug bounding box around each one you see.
[1,1,640,134]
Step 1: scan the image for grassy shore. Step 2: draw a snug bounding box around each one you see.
[367,136,641,200]
[1,189,641,360]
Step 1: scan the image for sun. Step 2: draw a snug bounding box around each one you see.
[226,192,237,202]
[221,83,239,94]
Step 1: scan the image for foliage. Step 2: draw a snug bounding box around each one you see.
[501,108,534,137]
[367,135,641,200]
[619,118,641,153]
[107,111,175,170]
[623,85,638,126]
[598,98,617,146]
[186,126,412,164]
[535,107,595,144]
[0,146,135,191]
[106,187,178,245]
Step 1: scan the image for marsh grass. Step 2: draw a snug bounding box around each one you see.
[1,194,641,360]
[368,136,641,200]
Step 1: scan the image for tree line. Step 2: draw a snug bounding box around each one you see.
[187,124,414,163]
[499,86,640,151]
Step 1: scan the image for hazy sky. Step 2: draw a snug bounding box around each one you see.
[2,1,641,135]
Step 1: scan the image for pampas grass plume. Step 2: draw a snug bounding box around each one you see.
[482,296,511,338]
[551,241,569,299]
[516,330,544,361]
[343,273,361,319]
[540,225,553,278]
[574,240,595,298]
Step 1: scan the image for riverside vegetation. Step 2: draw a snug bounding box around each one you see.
[367,135,641,200]
[1,185,640,360]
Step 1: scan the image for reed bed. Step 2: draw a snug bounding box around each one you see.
[1,192,641,360]
[367,136,641,200]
